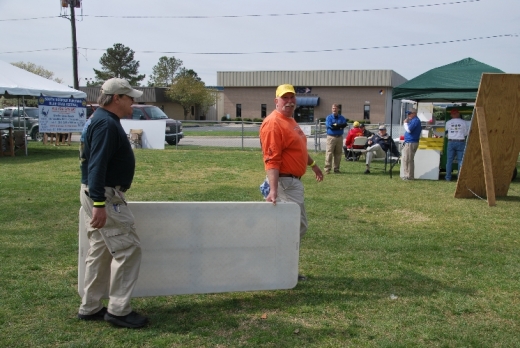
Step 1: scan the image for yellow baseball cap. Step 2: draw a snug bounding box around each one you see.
[276,84,295,97]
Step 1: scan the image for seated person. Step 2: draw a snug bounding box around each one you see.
[343,121,364,161]
[364,125,400,174]
[359,123,373,140]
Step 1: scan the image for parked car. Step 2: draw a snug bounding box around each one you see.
[0,107,42,141]
[88,104,183,145]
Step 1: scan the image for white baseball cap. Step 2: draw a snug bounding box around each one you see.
[101,78,143,98]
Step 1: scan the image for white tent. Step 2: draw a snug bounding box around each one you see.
[0,60,86,156]
[0,60,86,99]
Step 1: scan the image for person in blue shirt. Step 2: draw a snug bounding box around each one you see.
[401,108,422,180]
[324,104,348,174]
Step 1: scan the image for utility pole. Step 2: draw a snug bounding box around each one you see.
[69,0,79,89]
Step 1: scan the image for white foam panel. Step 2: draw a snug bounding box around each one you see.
[78,202,300,297]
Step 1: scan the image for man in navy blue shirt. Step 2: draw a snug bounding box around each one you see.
[401,108,422,180]
[78,78,148,329]
[324,104,347,174]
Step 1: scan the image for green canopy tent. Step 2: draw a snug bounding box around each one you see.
[392,57,504,102]
[389,58,504,179]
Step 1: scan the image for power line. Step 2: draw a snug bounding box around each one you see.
[0,0,480,21]
[0,33,516,56]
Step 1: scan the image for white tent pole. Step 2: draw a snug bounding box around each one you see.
[22,97,28,156]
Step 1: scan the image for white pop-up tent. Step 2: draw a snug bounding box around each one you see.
[0,60,86,155]
[0,60,86,98]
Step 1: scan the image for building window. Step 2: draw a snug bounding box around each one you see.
[261,104,266,118]
[363,104,370,120]
[236,104,242,118]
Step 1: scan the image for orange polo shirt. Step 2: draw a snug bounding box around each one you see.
[260,110,308,177]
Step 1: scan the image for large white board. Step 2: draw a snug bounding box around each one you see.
[120,119,166,149]
[78,202,301,297]
[400,149,441,180]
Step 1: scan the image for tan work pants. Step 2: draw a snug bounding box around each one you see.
[324,135,344,172]
[277,177,308,239]
[78,185,142,316]
[401,142,419,179]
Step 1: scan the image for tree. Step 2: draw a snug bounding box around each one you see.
[165,74,215,120]
[199,88,219,118]
[92,43,145,86]
[148,56,183,87]
[11,61,64,84]
[176,68,201,82]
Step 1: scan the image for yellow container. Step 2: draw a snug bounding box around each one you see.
[418,138,444,151]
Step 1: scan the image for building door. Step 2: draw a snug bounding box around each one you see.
[295,106,315,123]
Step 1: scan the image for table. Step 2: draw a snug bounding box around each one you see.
[43,132,72,146]
[79,202,300,297]
[0,123,15,157]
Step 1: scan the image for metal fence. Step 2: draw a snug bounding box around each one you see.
[177,120,405,152]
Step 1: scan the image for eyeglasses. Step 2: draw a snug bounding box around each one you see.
[118,94,134,102]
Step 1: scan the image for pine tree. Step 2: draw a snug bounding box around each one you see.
[92,43,145,86]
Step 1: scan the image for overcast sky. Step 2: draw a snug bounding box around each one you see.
[0,0,518,88]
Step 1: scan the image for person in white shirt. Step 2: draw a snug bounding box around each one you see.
[445,108,468,181]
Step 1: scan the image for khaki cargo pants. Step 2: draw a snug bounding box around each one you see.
[78,184,142,317]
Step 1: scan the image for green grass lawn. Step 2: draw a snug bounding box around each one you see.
[1,142,520,347]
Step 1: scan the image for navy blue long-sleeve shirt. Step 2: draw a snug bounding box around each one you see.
[81,107,135,202]
[368,133,400,157]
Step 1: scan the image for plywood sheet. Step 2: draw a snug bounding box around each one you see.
[78,202,301,297]
[455,74,520,200]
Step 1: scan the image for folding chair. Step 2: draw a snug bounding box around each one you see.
[129,129,143,148]
[371,152,400,173]
[13,130,27,153]
[347,136,367,161]
[369,144,400,173]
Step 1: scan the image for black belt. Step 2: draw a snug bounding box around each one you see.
[449,139,465,142]
[328,135,342,138]
[279,174,301,180]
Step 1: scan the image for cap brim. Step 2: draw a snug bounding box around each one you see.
[127,89,143,98]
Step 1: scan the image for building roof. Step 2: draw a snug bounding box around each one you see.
[79,86,170,104]
[217,70,407,88]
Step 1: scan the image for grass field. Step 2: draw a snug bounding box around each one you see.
[1,142,520,347]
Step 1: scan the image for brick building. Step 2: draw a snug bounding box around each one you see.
[217,70,407,124]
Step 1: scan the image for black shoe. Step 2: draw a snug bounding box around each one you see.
[334,170,340,173]
[364,169,370,174]
[78,307,107,321]
[298,274,307,281]
[104,311,148,328]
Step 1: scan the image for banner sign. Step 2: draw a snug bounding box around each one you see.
[38,97,87,133]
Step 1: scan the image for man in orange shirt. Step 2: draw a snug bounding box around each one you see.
[259,84,323,281]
